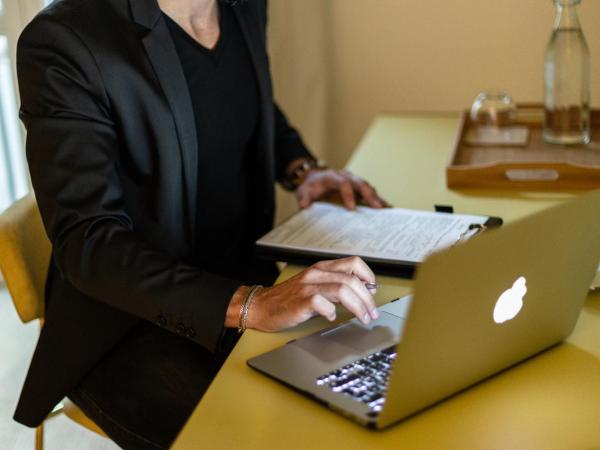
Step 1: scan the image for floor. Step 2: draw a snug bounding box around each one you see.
[0,286,119,450]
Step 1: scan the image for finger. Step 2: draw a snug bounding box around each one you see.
[295,185,312,209]
[302,267,378,319]
[352,179,383,208]
[321,172,355,210]
[345,273,378,319]
[380,197,393,208]
[310,295,337,322]
[342,172,390,208]
[367,188,392,208]
[338,180,356,210]
[321,282,371,324]
[315,256,376,285]
[300,267,328,284]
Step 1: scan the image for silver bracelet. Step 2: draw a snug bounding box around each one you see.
[238,285,263,334]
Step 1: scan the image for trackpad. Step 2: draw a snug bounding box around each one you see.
[314,312,402,351]
[379,294,412,318]
[293,312,404,363]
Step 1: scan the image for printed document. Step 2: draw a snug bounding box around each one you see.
[257,202,488,263]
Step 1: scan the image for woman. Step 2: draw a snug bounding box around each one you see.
[14,0,387,448]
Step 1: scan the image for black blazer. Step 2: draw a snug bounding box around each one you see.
[14,0,312,427]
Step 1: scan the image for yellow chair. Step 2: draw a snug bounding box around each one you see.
[0,194,108,450]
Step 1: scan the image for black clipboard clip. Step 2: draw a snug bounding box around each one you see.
[454,223,487,246]
[434,203,502,246]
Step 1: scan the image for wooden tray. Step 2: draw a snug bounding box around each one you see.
[447,105,600,190]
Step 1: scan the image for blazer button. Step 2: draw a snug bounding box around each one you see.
[175,323,186,335]
[186,327,196,338]
[155,315,167,327]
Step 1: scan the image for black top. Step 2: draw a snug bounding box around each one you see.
[165,5,260,282]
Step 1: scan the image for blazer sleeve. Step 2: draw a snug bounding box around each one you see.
[273,103,315,183]
[17,16,240,354]
[256,0,317,181]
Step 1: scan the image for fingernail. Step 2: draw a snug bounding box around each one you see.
[329,313,336,322]
[363,313,370,324]
[371,308,379,319]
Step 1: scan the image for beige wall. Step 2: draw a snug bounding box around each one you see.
[268,0,330,160]
[327,0,600,168]
[269,0,600,174]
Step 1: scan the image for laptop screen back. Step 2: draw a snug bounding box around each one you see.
[379,189,600,428]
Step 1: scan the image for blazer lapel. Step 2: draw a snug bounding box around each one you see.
[129,0,198,245]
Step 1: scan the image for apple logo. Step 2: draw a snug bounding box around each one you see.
[493,277,527,324]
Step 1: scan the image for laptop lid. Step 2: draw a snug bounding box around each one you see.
[378,189,600,428]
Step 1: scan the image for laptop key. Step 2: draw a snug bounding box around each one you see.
[316,347,395,408]
[381,346,397,356]
[366,393,383,403]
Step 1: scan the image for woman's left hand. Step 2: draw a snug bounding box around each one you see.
[295,169,390,210]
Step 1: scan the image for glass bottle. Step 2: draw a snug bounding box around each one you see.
[543,0,590,145]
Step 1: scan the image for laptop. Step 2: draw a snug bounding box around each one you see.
[248,189,600,430]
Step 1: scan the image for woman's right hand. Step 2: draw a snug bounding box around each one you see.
[242,256,379,332]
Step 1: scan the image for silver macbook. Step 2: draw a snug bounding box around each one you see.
[248,189,600,429]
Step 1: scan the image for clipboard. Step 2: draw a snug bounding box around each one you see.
[256,203,503,278]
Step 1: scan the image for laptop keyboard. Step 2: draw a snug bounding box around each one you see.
[315,346,397,413]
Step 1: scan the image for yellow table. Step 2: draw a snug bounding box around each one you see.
[173,114,600,450]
